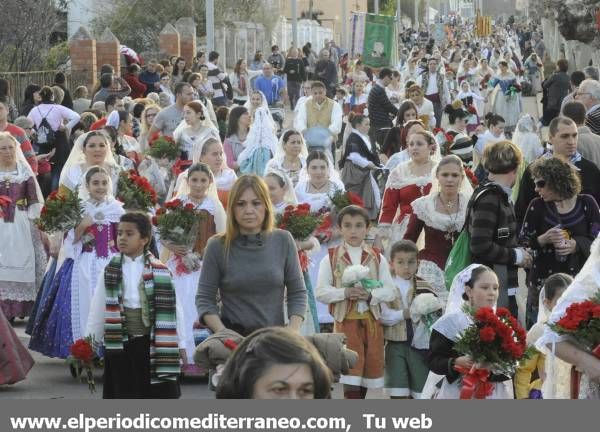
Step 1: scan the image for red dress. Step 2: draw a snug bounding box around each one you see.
[403,193,469,298]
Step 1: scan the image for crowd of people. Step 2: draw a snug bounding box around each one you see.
[2,14,600,400]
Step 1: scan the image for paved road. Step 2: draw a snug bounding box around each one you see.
[2,320,386,399]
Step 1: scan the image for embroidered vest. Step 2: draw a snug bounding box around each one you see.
[383,276,435,342]
[328,245,382,322]
[422,71,444,99]
[306,98,335,129]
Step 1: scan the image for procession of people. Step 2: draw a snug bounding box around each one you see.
[3,13,600,401]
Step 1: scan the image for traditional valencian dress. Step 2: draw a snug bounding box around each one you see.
[427,310,514,399]
[0,164,43,319]
[489,73,521,129]
[379,160,433,247]
[29,197,124,358]
[404,192,469,302]
[165,194,225,367]
[295,179,344,326]
[0,306,34,385]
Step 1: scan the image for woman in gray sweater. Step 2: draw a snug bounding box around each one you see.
[196,175,307,335]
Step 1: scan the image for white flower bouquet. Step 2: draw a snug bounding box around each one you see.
[341,264,382,313]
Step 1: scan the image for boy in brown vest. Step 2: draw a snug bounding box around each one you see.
[316,205,396,399]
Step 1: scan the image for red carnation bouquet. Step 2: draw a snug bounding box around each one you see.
[154,199,204,275]
[276,204,323,272]
[68,336,98,393]
[146,135,180,161]
[453,306,531,399]
[550,291,600,360]
[35,189,83,233]
[117,170,158,211]
[329,189,364,213]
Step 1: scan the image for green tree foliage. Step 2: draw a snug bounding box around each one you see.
[92,0,266,53]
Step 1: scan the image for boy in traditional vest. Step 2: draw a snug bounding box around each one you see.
[316,205,396,399]
[380,240,438,399]
[86,212,184,398]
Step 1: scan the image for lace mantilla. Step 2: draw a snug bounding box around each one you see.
[411,192,469,232]
[385,160,433,190]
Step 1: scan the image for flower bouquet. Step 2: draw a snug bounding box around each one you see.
[341,264,382,313]
[154,199,204,275]
[276,203,323,272]
[146,135,180,161]
[505,82,522,98]
[117,170,158,211]
[314,208,334,244]
[0,195,11,219]
[35,189,83,233]
[549,291,600,360]
[453,306,531,399]
[329,189,364,213]
[68,336,98,394]
[409,293,444,350]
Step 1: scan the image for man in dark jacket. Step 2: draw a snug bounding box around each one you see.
[541,59,570,125]
[469,141,532,318]
[515,116,600,223]
[283,47,306,110]
[367,68,398,150]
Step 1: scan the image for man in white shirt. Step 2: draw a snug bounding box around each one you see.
[294,81,343,154]
[416,57,450,129]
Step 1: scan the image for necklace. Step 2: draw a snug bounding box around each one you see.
[309,181,329,193]
[438,194,460,244]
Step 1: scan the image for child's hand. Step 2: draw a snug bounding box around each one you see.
[454,355,474,370]
[179,349,188,365]
[345,286,365,300]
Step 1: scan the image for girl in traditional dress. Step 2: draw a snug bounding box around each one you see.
[162,162,226,375]
[138,104,160,153]
[377,131,437,251]
[29,166,124,358]
[170,137,237,209]
[0,132,44,321]
[425,264,514,399]
[489,61,522,133]
[173,101,220,162]
[456,81,484,134]
[265,168,320,335]
[384,119,427,172]
[106,110,141,164]
[295,151,345,327]
[237,106,278,177]
[344,80,368,116]
[407,85,436,130]
[223,106,250,172]
[339,113,382,220]
[404,155,472,301]
[265,129,308,187]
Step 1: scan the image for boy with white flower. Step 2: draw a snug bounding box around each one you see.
[316,205,396,399]
[381,240,441,399]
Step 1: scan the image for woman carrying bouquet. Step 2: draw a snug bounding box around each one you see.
[162,162,226,374]
[295,151,345,326]
[537,238,600,399]
[425,264,514,399]
[30,166,124,358]
[0,132,44,321]
[266,168,320,335]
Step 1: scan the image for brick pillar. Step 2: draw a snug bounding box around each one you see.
[159,23,180,59]
[96,28,121,76]
[176,17,197,67]
[69,26,97,91]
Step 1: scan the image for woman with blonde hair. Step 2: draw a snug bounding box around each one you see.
[196,175,307,336]
[138,104,161,152]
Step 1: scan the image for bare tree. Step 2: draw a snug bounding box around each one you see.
[0,0,65,71]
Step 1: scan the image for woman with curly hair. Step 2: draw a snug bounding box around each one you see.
[519,156,600,328]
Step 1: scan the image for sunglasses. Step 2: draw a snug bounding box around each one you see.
[534,179,546,189]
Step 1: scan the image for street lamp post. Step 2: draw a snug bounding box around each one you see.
[206,0,214,52]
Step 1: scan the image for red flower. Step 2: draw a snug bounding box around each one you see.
[347,191,365,208]
[156,207,166,216]
[41,206,48,216]
[70,339,94,363]
[479,326,496,343]
[184,203,195,211]
[151,216,158,225]
[48,191,58,200]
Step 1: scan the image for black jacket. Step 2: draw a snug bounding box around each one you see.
[339,132,380,169]
[367,83,398,128]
